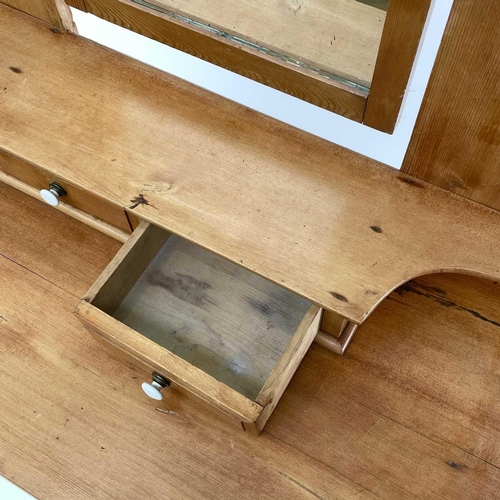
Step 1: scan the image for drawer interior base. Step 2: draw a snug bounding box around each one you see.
[113,235,311,400]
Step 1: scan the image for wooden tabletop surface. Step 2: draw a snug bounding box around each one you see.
[1,5,500,323]
[3,177,500,499]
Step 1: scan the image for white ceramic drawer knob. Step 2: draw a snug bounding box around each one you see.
[40,182,67,207]
[142,372,171,401]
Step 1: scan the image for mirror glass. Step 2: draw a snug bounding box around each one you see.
[135,0,388,89]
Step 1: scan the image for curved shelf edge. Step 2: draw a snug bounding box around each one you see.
[2,6,500,326]
[360,267,500,325]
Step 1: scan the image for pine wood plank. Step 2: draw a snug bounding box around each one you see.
[0,182,121,297]
[2,5,500,324]
[267,273,500,499]
[0,188,373,500]
[363,0,431,133]
[66,0,367,120]
[403,0,500,210]
[254,304,322,433]
[0,150,134,235]
[257,305,321,406]
[4,181,500,499]
[0,0,75,30]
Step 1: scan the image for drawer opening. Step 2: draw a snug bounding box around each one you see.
[77,221,321,432]
[112,234,312,400]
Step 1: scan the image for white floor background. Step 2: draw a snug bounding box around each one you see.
[0,478,35,499]
[1,1,453,498]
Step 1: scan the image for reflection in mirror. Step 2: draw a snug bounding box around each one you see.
[134,0,388,89]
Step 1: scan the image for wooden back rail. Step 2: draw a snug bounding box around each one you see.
[403,0,500,211]
[1,5,500,330]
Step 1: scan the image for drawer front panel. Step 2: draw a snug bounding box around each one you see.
[0,150,132,233]
[87,325,247,431]
[77,301,262,425]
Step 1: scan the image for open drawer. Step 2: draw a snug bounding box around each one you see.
[75,221,321,434]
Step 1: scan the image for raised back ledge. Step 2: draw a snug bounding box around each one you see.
[1,5,500,325]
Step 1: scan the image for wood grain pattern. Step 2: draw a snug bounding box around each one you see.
[1,189,369,499]
[86,326,254,431]
[0,150,134,234]
[4,182,500,499]
[256,304,321,406]
[269,273,500,499]
[1,266,370,499]
[363,0,431,133]
[79,220,318,429]
[2,6,500,324]
[255,304,321,433]
[111,232,312,401]
[321,309,348,338]
[144,0,385,85]
[0,171,130,242]
[402,0,500,210]
[68,0,427,130]
[87,221,170,312]
[0,0,75,30]
[68,0,88,9]
[0,181,121,297]
[65,0,367,120]
[76,301,264,424]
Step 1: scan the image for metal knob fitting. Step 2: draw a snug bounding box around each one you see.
[142,372,171,401]
[40,182,67,207]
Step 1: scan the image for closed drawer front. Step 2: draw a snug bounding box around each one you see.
[75,221,321,434]
[0,149,133,233]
